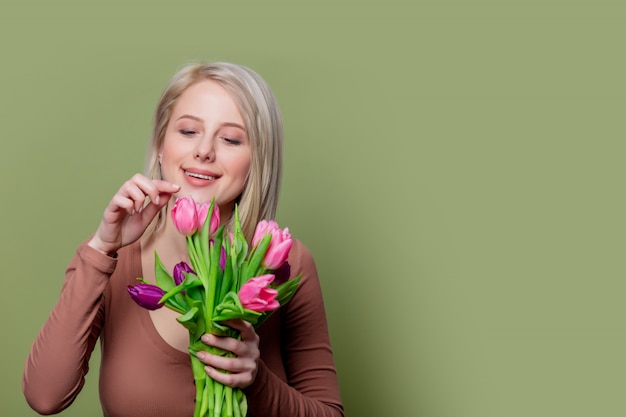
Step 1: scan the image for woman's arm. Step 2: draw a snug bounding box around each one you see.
[22,242,116,414]
[23,174,176,414]
[244,240,344,417]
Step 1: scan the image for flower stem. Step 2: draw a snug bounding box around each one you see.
[187,236,202,274]
[225,386,233,417]
[233,390,241,417]
[190,355,206,417]
[214,379,224,416]
[206,376,214,417]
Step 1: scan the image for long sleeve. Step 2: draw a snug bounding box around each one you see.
[22,238,343,417]
[244,240,344,417]
[23,241,116,415]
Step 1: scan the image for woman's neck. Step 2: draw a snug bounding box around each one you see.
[142,218,190,267]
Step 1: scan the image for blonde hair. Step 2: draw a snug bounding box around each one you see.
[144,62,283,242]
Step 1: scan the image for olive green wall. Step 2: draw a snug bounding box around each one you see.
[2,1,625,416]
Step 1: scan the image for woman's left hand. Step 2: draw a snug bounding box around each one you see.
[198,320,260,389]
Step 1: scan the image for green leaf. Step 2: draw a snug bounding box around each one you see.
[177,306,198,324]
[198,199,217,262]
[212,292,263,324]
[275,275,302,306]
[205,227,224,316]
[218,245,234,301]
[154,252,175,292]
[241,234,271,284]
[163,298,187,315]
[251,275,302,328]
[159,272,202,307]
[232,205,249,267]
[176,306,199,332]
[191,307,206,341]
[184,281,204,303]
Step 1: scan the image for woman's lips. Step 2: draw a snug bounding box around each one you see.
[185,170,216,180]
[183,169,219,186]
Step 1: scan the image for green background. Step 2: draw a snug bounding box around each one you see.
[2,1,625,416]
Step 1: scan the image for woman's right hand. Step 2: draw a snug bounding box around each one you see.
[88,174,180,255]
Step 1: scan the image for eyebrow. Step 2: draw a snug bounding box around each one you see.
[176,114,202,122]
[176,115,246,131]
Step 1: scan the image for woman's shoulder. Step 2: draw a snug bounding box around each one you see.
[287,238,316,272]
[289,237,311,257]
[284,238,325,297]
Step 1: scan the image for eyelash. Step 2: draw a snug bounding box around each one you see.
[178,129,242,145]
[179,129,198,137]
[222,137,241,145]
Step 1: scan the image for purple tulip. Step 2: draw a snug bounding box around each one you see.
[273,261,291,285]
[173,261,195,286]
[127,284,165,310]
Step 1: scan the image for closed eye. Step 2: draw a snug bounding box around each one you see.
[179,129,198,137]
[222,137,242,145]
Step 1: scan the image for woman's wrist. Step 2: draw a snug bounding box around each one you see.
[87,237,118,258]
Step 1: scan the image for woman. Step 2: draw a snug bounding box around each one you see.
[23,62,343,417]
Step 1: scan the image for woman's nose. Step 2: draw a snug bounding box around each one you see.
[194,136,215,161]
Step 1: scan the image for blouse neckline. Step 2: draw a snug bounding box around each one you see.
[133,241,191,364]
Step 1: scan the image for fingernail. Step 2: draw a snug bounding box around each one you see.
[155,195,160,205]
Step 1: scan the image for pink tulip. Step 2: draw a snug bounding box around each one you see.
[171,196,198,236]
[252,220,293,270]
[252,220,275,247]
[264,235,292,270]
[196,201,220,235]
[219,246,227,272]
[238,274,279,312]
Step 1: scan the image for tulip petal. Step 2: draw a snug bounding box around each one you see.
[171,196,199,236]
[127,284,165,310]
[238,274,279,312]
[173,261,196,286]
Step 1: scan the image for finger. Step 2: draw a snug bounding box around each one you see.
[135,178,180,208]
[153,179,181,194]
[127,174,163,208]
[107,193,137,217]
[220,320,258,342]
[197,349,253,373]
[201,333,243,355]
[150,181,181,210]
[204,365,254,389]
[122,182,150,213]
[138,197,168,226]
[196,348,257,389]
[140,183,180,218]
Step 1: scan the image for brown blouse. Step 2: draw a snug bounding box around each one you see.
[23,238,343,417]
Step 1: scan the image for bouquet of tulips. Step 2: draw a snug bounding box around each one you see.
[127,196,301,417]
